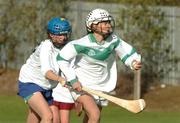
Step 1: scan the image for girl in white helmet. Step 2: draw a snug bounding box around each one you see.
[18,17,74,123]
[57,8,142,123]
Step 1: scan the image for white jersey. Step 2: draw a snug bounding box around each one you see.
[57,33,141,93]
[19,39,74,102]
[19,39,60,89]
[52,83,74,103]
[52,60,75,103]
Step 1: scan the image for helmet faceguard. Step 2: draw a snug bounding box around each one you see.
[86,8,115,37]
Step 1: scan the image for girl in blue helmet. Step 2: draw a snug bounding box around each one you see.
[18,17,73,123]
[56,8,142,123]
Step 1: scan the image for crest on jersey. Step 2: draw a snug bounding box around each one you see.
[88,49,96,56]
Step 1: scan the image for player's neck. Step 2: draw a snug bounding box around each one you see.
[93,33,104,43]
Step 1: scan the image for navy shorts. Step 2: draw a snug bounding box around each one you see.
[18,81,53,105]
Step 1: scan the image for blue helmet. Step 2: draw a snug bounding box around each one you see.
[47,17,71,35]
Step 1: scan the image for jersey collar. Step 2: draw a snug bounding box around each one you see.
[88,33,98,43]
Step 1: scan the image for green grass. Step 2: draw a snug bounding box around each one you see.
[0,95,180,123]
[0,95,27,123]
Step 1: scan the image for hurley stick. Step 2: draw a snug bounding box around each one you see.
[82,87,146,113]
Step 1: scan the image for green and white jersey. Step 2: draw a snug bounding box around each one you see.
[57,33,141,92]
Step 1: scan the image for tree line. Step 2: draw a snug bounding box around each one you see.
[0,0,179,91]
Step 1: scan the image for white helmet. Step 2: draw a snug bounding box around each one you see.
[86,8,114,32]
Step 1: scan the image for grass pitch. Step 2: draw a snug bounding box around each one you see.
[0,95,180,123]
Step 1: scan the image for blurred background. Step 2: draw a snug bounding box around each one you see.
[0,0,180,123]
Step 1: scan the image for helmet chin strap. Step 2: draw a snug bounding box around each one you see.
[53,42,65,49]
[51,39,67,49]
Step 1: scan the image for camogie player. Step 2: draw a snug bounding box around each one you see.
[57,8,142,123]
[18,17,74,123]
